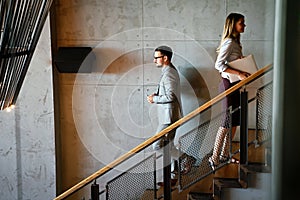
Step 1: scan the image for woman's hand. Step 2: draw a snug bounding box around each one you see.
[237,71,251,80]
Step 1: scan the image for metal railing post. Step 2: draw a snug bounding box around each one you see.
[91,180,99,200]
[240,90,248,165]
[163,138,172,200]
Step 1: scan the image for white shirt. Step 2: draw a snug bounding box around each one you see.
[215,38,243,79]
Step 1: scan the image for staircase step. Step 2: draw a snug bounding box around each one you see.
[187,192,214,200]
[232,142,270,164]
[213,177,244,190]
[241,163,271,173]
[213,177,246,200]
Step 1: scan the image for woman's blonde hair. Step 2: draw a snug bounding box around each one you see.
[217,13,245,53]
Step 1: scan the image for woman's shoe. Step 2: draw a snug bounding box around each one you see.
[219,155,240,164]
[208,157,218,170]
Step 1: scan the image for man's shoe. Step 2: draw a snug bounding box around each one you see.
[157,179,177,187]
[179,153,196,175]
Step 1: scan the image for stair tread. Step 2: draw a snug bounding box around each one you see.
[214,177,243,189]
[187,192,214,200]
[242,163,271,173]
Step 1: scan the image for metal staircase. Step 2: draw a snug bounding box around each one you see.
[184,83,273,199]
[54,64,273,200]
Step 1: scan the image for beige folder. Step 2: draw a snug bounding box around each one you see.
[224,54,258,83]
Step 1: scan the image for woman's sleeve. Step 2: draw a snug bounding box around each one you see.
[215,39,233,73]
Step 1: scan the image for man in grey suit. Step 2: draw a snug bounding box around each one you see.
[147,46,182,186]
[147,45,182,151]
[148,46,196,181]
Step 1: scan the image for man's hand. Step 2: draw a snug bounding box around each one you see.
[147,94,155,103]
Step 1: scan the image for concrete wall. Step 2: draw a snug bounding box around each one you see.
[0,18,56,200]
[54,0,275,199]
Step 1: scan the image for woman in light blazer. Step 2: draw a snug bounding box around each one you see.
[209,13,250,170]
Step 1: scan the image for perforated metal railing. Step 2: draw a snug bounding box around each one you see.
[256,83,273,143]
[177,80,273,191]
[106,153,157,200]
[54,65,273,200]
[0,0,53,110]
[178,106,233,190]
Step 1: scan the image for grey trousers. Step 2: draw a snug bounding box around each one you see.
[152,124,176,151]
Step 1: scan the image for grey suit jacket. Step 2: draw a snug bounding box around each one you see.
[152,64,182,125]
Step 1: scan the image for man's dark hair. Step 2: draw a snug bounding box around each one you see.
[155,45,173,60]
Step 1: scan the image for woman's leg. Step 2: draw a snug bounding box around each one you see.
[210,126,228,165]
[220,126,237,158]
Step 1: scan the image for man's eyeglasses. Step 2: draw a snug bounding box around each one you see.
[154,55,164,59]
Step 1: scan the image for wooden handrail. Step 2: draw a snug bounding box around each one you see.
[54,63,273,200]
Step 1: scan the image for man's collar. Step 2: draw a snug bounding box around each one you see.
[161,64,173,72]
